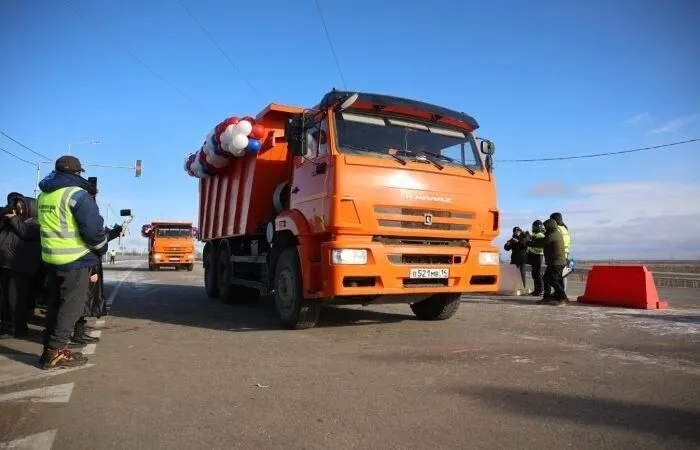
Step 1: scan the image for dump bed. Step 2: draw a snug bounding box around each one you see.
[198,104,302,241]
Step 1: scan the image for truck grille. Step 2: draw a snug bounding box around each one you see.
[374,205,473,232]
[373,236,469,248]
[387,254,454,265]
[165,247,186,253]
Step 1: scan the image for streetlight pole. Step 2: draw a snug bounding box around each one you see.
[67,140,101,156]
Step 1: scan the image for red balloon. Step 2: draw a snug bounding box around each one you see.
[250,124,265,140]
[225,116,240,126]
[242,116,256,125]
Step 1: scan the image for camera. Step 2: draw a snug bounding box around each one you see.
[0,205,15,216]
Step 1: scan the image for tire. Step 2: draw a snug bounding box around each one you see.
[217,244,235,304]
[204,245,219,298]
[187,264,194,272]
[273,247,320,330]
[410,293,461,320]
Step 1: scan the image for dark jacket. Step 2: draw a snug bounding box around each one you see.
[0,194,42,276]
[504,234,528,265]
[528,219,566,267]
[38,171,108,271]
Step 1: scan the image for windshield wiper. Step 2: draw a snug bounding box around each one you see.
[342,144,406,165]
[421,150,475,175]
[416,152,444,170]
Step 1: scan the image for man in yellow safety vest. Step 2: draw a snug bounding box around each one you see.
[37,155,108,370]
[550,212,571,291]
[526,220,546,297]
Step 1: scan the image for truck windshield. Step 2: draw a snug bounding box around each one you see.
[156,228,192,238]
[334,111,483,172]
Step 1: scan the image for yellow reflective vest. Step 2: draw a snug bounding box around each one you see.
[558,225,571,256]
[37,187,91,265]
[528,232,545,255]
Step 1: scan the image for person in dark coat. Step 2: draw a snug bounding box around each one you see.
[71,224,121,345]
[504,226,528,290]
[0,193,41,338]
[527,218,568,306]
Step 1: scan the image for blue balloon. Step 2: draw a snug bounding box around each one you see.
[246,139,262,154]
[212,134,228,157]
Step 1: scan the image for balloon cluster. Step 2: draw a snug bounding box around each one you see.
[184,116,266,178]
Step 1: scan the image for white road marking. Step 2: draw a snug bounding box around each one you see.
[0,355,95,389]
[80,344,96,356]
[0,430,57,449]
[0,383,74,404]
[105,262,142,307]
[88,330,102,338]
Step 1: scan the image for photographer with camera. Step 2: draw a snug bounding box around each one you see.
[0,192,41,339]
[503,226,528,291]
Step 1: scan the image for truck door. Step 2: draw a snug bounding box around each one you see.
[289,117,330,234]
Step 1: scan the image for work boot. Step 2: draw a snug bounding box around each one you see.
[39,347,88,370]
[529,290,543,297]
[553,298,570,307]
[72,320,100,344]
[537,296,555,305]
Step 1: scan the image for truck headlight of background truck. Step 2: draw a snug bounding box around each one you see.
[331,249,368,265]
[478,251,499,266]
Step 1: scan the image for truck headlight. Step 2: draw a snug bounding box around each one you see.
[478,251,499,266]
[154,253,162,260]
[331,249,367,265]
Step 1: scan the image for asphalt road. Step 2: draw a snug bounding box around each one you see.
[1,260,699,449]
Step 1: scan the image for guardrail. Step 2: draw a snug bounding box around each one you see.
[566,267,700,289]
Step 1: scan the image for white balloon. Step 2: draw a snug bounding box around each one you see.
[232,133,249,150]
[236,120,253,136]
[206,152,229,168]
[202,130,215,157]
[230,145,247,157]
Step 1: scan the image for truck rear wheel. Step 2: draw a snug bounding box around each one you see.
[217,245,236,304]
[274,248,320,330]
[410,293,462,320]
[204,246,219,298]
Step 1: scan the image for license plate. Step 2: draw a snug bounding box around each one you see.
[409,268,449,279]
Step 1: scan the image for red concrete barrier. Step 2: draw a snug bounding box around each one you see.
[577,265,668,309]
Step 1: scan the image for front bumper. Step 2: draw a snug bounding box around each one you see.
[320,237,499,297]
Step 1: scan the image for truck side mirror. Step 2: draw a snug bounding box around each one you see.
[285,115,306,157]
[479,139,495,155]
[120,209,132,217]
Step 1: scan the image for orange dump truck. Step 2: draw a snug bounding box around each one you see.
[141,221,196,271]
[194,89,500,329]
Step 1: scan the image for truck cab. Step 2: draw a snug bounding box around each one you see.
[143,221,196,271]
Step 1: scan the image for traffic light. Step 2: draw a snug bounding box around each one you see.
[135,160,143,177]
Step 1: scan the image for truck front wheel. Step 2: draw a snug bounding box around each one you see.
[274,248,320,330]
[410,293,462,320]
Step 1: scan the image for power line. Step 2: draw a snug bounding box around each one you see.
[176,0,262,99]
[313,0,347,90]
[497,138,700,162]
[1,132,51,161]
[62,0,203,112]
[0,146,36,166]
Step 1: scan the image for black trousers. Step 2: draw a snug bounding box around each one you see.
[43,267,91,349]
[530,256,543,294]
[544,265,567,300]
[0,269,29,336]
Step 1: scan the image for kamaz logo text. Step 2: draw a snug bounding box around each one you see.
[401,192,453,203]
